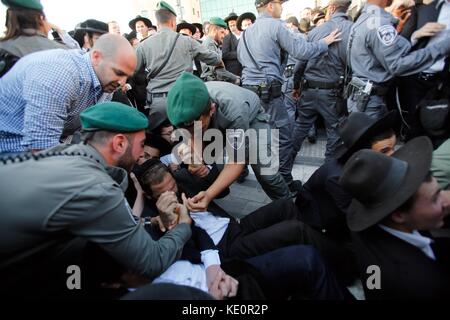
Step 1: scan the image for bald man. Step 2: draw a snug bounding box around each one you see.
[0,34,137,155]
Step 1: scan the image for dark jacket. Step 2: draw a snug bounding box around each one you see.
[401,0,446,49]
[352,226,450,300]
[222,33,242,77]
[296,159,352,241]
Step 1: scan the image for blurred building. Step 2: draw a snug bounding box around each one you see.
[199,0,256,22]
[133,0,202,23]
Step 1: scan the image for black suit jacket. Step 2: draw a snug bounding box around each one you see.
[352,226,450,300]
[222,33,242,77]
[402,0,445,49]
[296,159,352,241]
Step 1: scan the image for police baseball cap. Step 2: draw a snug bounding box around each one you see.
[255,0,288,8]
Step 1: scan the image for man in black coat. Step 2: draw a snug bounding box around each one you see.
[222,12,242,77]
[397,0,450,140]
[340,136,450,299]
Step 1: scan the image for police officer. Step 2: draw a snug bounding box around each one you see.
[347,0,450,119]
[135,1,223,130]
[237,0,341,192]
[0,0,76,74]
[200,17,241,84]
[0,102,192,298]
[167,72,292,211]
[291,0,353,161]
[282,16,305,125]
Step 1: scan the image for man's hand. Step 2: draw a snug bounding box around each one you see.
[292,88,301,100]
[207,267,239,300]
[156,191,180,229]
[130,172,144,195]
[412,22,446,41]
[188,164,210,178]
[186,191,211,212]
[177,193,192,226]
[323,29,342,46]
[151,216,167,232]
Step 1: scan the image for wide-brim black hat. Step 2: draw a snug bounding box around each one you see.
[124,31,137,41]
[75,19,109,34]
[237,12,256,31]
[224,12,238,24]
[334,111,398,161]
[176,21,196,35]
[342,136,433,232]
[129,15,153,31]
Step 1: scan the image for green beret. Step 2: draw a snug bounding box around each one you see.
[81,102,148,132]
[167,72,210,127]
[156,1,177,17]
[209,17,227,29]
[1,0,43,10]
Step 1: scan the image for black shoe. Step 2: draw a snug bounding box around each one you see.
[288,180,303,194]
[237,166,249,184]
[307,127,317,144]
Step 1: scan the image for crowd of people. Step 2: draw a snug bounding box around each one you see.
[1,0,450,300]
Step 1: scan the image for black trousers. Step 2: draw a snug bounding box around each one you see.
[217,199,357,284]
[397,73,443,140]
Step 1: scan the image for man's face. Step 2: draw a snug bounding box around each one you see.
[151,172,179,200]
[136,21,149,37]
[179,28,193,36]
[214,27,226,44]
[137,145,160,165]
[193,27,202,40]
[117,131,146,172]
[109,22,121,35]
[228,20,238,33]
[94,49,137,93]
[241,19,253,30]
[403,177,449,230]
[371,134,397,156]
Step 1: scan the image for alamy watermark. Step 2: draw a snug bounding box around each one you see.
[170,121,280,176]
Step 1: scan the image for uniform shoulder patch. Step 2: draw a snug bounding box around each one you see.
[376,25,397,46]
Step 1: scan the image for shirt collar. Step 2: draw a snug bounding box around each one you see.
[83,52,103,95]
[331,12,349,20]
[437,0,449,8]
[379,225,436,260]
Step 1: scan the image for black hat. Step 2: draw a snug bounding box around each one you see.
[334,111,398,161]
[176,21,196,35]
[128,15,153,31]
[340,136,433,232]
[237,12,256,31]
[224,12,238,24]
[75,19,109,34]
[124,31,138,42]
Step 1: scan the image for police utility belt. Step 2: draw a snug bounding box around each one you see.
[302,79,341,90]
[244,82,282,103]
[345,77,389,112]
